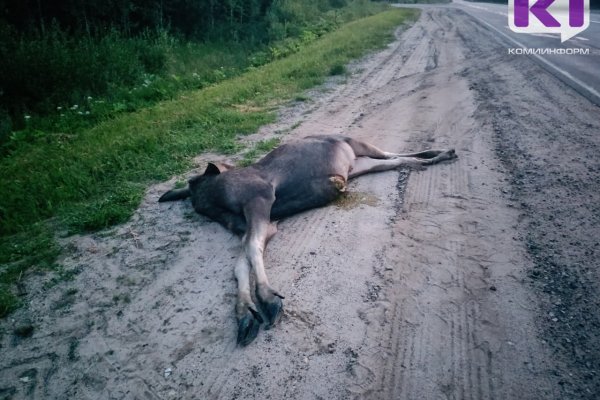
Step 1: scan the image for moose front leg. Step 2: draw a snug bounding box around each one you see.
[234,195,283,346]
[244,219,285,330]
[243,197,285,330]
[234,253,264,346]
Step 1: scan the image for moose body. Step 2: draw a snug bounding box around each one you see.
[159,135,456,345]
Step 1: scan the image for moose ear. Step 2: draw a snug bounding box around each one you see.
[204,162,221,176]
[204,162,234,176]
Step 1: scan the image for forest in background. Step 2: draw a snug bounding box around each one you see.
[0,0,387,142]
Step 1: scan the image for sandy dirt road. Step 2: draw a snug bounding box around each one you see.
[2,7,600,400]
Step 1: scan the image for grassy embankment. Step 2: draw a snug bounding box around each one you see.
[0,7,420,316]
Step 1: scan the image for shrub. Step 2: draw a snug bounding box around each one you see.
[0,26,170,131]
[329,64,347,75]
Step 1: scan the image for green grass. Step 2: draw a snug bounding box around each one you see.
[0,7,421,316]
[0,1,392,142]
[0,40,259,141]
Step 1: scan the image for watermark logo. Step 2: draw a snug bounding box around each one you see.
[508,0,590,42]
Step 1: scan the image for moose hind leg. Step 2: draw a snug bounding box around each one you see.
[349,157,421,178]
[345,137,457,161]
[346,138,392,159]
[349,149,457,179]
[421,149,457,164]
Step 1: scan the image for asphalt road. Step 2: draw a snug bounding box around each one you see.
[398,1,600,105]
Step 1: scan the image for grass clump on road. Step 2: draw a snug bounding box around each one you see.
[0,8,420,315]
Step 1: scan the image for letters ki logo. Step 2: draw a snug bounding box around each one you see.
[508,0,590,42]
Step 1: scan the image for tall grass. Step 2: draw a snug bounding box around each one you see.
[0,31,259,142]
[0,7,420,316]
[0,0,390,140]
[0,28,166,125]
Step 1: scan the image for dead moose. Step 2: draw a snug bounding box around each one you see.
[159,135,456,345]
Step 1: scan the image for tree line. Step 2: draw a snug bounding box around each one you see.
[0,0,367,136]
[0,0,351,41]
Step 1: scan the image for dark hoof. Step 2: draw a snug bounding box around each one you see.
[258,294,284,330]
[425,149,457,165]
[237,309,262,346]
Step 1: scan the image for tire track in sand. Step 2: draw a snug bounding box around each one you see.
[366,9,560,400]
